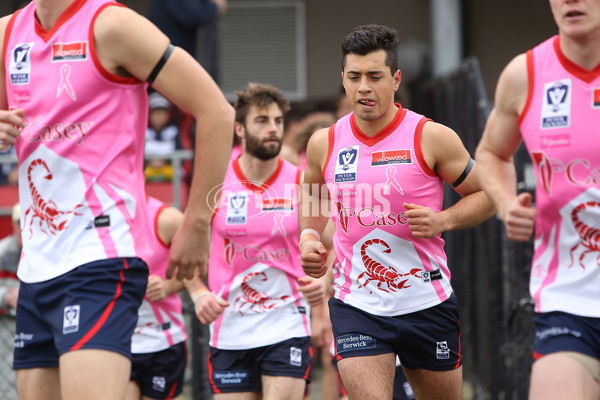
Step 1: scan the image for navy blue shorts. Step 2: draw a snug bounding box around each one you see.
[208,337,312,394]
[533,311,600,360]
[14,257,148,370]
[329,295,462,371]
[130,341,187,399]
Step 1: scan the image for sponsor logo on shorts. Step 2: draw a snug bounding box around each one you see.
[436,341,450,359]
[63,305,80,334]
[290,346,302,366]
[213,370,248,385]
[336,333,376,353]
[13,332,34,348]
[421,269,443,284]
[152,376,166,392]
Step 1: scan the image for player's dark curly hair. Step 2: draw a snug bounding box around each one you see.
[234,82,290,124]
[341,24,400,76]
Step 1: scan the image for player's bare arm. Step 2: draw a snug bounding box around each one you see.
[0,15,25,150]
[475,53,537,241]
[299,127,330,277]
[407,121,495,237]
[94,6,235,280]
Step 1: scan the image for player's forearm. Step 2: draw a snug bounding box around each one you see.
[298,184,330,245]
[186,104,235,224]
[476,148,519,219]
[440,190,495,231]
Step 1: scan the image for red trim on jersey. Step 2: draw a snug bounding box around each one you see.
[70,258,129,351]
[232,157,284,193]
[554,36,600,84]
[350,104,407,147]
[518,49,535,126]
[413,117,436,177]
[322,124,336,178]
[34,0,87,42]
[154,204,170,249]
[89,3,141,84]
[207,352,221,394]
[3,10,21,68]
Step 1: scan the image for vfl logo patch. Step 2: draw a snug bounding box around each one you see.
[152,376,166,392]
[51,42,88,62]
[9,42,35,85]
[421,269,443,284]
[593,88,600,109]
[371,149,412,166]
[436,341,450,359]
[541,79,571,129]
[290,346,302,366]
[336,333,376,353]
[226,192,248,225]
[63,305,80,334]
[334,146,359,183]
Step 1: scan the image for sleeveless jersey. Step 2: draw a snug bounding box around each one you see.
[131,197,186,354]
[519,36,600,316]
[208,157,310,349]
[324,106,453,317]
[4,0,151,283]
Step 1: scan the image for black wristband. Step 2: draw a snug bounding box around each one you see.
[146,44,174,85]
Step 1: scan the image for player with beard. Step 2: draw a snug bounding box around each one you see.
[193,82,327,399]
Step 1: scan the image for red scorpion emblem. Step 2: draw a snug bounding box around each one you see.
[231,272,289,316]
[357,239,422,293]
[23,159,83,238]
[569,201,600,270]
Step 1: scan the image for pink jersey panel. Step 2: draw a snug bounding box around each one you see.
[5,0,151,282]
[324,106,453,317]
[208,158,310,349]
[132,197,186,353]
[519,36,600,316]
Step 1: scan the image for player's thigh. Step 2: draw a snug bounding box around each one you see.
[530,353,600,400]
[261,375,306,400]
[59,348,131,400]
[16,367,61,400]
[126,380,142,400]
[401,365,462,400]
[337,353,396,400]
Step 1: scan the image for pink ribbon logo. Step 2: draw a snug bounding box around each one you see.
[271,214,286,237]
[384,166,404,195]
[57,64,77,101]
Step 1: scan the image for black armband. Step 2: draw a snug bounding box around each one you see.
[451,158,474,187]
[146,44,174,85]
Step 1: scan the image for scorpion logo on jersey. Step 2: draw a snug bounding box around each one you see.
[231,272,289,316]
[569,201,600,270]
[357,239,422,294]
[23,159,83,238]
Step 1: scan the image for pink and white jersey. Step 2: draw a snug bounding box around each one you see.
[208,157,310,349]
[519,36,600,316]
[132,197,186,354]
[4,0,151,282]
[324,106,453,317]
